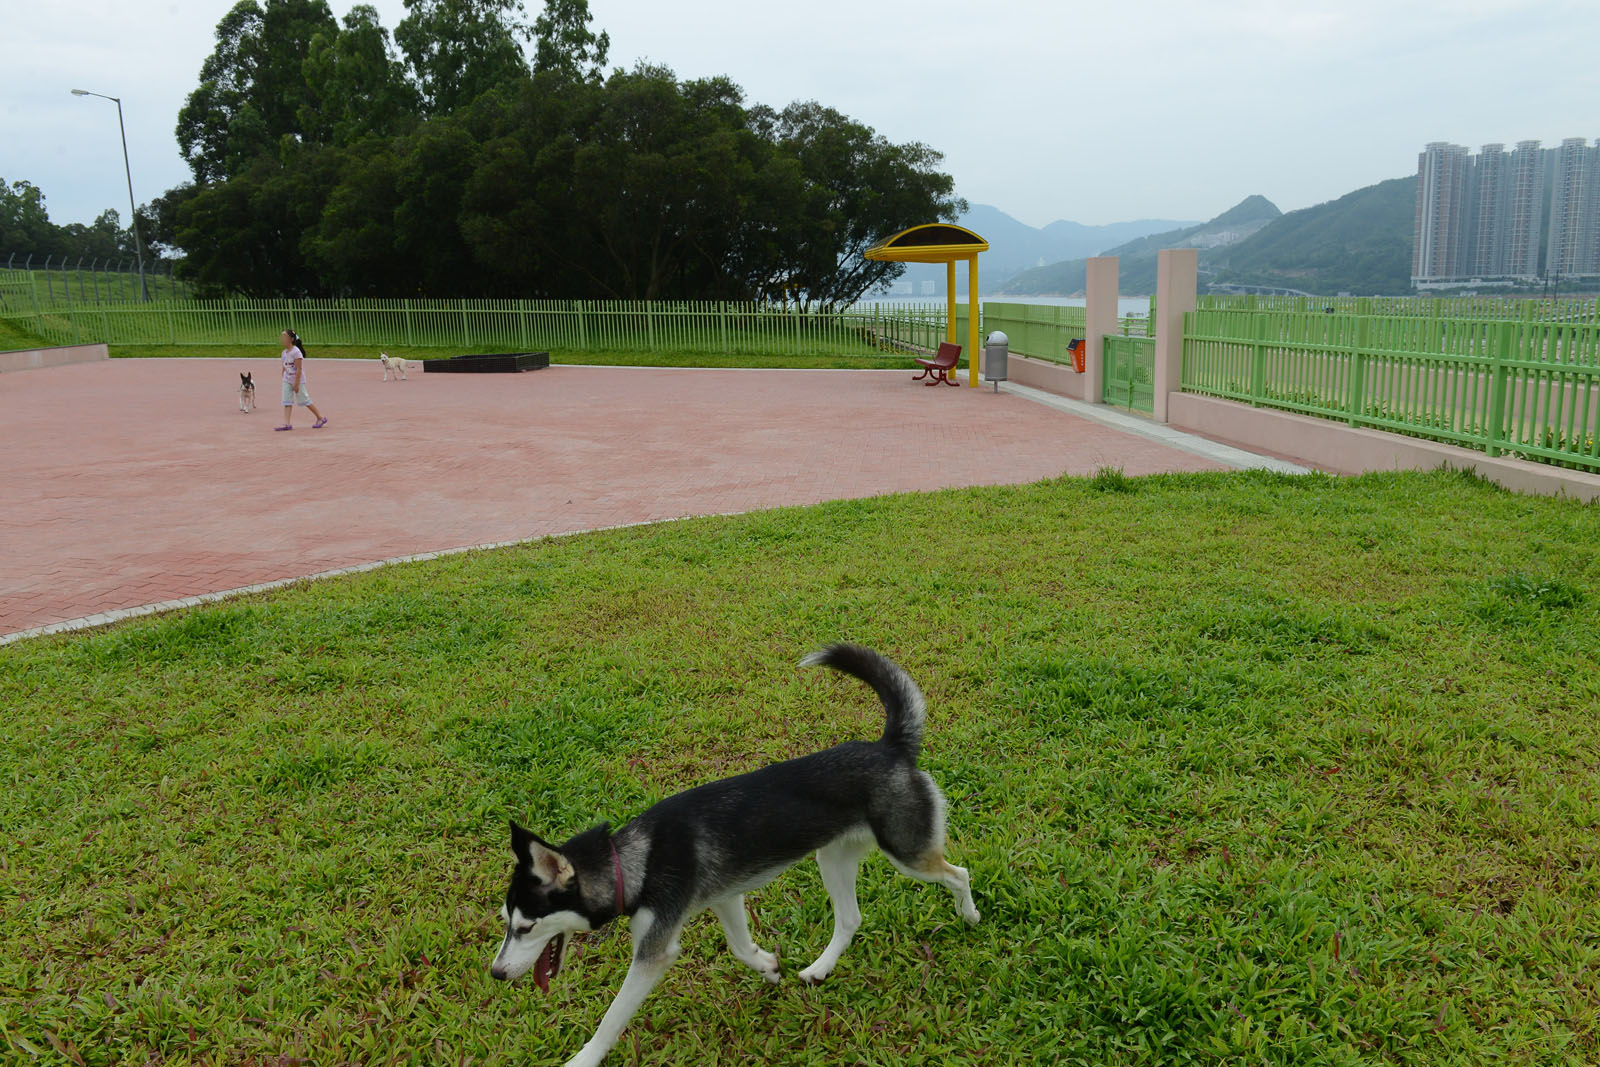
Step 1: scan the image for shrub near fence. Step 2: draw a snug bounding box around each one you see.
[1183,308,1600,472]
[0,298,949,358]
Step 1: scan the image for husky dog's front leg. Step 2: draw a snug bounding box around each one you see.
[565,910,680,1067]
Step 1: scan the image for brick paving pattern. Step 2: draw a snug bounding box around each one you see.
[1,358,1227,636]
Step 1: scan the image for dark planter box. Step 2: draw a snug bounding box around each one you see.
[422,352,550,374]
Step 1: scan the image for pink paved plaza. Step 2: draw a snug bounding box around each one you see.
[1,358,1228,638]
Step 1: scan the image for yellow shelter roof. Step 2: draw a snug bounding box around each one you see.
[863,223,989,264]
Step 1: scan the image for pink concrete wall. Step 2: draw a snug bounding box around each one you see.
[1083,257,1118,404]
[0,343,110,373]
[982,351,1090,401]
[1169,392,1600,501]
[1153,249,1197,423]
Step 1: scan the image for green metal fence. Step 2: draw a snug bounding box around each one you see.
[1103,334,1156,414]
[1183,308,1600,471]
[974,302,1151,366]
[0,263,195,307]
[977,302,1087,364]
[0,297,949,358]
[1197,293,1600,322]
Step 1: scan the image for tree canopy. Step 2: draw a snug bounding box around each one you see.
[395,0,533,117]
[0,178,143,262]
[160,0,962,305]
[175,0,343,185]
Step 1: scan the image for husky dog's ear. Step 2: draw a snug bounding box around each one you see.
[509,820,574,886]
[509,820,536,858]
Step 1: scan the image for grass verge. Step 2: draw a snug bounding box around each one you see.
[0,316,47,350]
[3,469,1597,1065]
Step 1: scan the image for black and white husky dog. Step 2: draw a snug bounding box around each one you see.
[238,372,255,412]
[490,644,980,1067]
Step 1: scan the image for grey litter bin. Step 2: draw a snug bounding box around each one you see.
[983,330,1009,391]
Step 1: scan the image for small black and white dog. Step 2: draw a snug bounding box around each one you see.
[490,644,980,1067]
[238,372,255,412]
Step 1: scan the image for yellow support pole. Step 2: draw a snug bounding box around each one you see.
[967,255,979,387]
[945,261,956,344]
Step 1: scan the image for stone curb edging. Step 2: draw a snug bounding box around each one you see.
[991,375,1313,475]
[0,512,740,647]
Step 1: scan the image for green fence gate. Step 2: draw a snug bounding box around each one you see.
[1103,334,1155,414]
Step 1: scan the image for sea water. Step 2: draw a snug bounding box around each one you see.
[860,294,1151,317]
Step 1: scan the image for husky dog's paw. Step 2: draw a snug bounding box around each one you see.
[964,906,981,925]
[797,961,834,984]
[752,949,781,983]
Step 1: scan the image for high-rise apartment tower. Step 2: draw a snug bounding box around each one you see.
[1412,142,1472,285]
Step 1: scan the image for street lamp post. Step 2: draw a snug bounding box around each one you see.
[70,88,150,302]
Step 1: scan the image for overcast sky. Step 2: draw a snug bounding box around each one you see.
[4,0,1597,236]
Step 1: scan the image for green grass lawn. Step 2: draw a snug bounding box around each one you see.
[3,469,1597,1065]
[103,343,920,371]
[0,316,46,350]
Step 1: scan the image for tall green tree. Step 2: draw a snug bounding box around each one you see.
[176,1,269,184]
[395,0,531,116]
[53,210,140,261]
[176,0,339,183]
[174,146,339,295]
[0,179,145,260]
[751,101,965,309]
[254,0,340,140]
[138,184,201,258]
[302,140,411,294]
[301,5,420,144]
[532,0,609,82]
[0,179,55,252]
[161,7,963,304]
[454,81,594,296]
[566,68,769,299]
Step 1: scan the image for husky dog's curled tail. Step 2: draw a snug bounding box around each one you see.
[801,643,926,760]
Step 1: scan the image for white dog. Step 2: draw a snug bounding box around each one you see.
[380,352,409,381]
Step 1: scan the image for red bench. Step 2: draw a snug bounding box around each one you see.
[913,342,962,386]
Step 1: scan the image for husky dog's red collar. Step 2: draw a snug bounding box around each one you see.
[610,840,625,916]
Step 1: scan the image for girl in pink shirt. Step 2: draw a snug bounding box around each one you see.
[276,329,328,430]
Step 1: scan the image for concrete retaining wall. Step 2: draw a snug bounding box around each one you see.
[1169,392,1600,502]
[0,343,110,373]
[983,351,1091,402]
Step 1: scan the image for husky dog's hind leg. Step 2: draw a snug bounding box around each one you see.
[884,849,979,924]
[873,769,981,926]
[798,831,875,983]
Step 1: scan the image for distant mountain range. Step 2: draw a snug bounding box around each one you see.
[992,178,1419,297]
[999,196,1283,295]
[1204,177,1417,296]
[894,204,1198,296]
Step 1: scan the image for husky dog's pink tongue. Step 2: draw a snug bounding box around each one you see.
[533,934,564,993]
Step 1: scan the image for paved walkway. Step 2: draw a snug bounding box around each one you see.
[2,358,1269,642]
